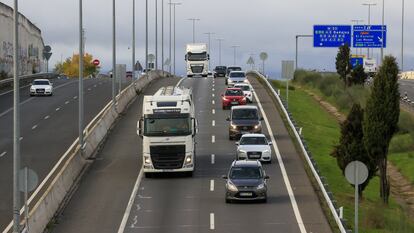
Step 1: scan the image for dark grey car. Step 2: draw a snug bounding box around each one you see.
[227,106,263,140]
[222,160,269,203]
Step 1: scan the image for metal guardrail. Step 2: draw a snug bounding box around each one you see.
[250,70,349,233]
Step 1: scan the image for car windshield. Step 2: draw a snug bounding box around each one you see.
[230,72,245,78]
[230,167,262,179]
[187,52,207,61]
[225,89,243,96]
[232,109,258,120]
[235,85,250,91]
[33,80,49,85]
[144,116,191,136]
[240,137,267,145]
[215,66,226,71]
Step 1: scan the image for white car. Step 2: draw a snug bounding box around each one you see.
[30,79,53,96]
[236,134,272,163]
[234,83,254,103]
[228,71,248,87]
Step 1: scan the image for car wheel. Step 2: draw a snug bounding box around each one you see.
[226,198,232,204]
[229,135,233,140]
[262,197,267,203]
[186,171,193,177]
[144,173,153,178]
[222,106,225,110]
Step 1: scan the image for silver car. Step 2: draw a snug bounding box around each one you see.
[236,134,272,163]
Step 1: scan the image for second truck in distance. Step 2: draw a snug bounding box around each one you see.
[185,43,209,78]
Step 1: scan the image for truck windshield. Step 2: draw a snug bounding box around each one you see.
[144,116,191,136]
[188,52,207,61]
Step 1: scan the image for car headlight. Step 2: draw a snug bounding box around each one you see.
[230,123,237,129]
[243,79,249,83]
[242,97,246,101]
[262,150,270,154]
[30,87,35,91]
[254,124,261,129]
[227,181,238,192]
[238,149,247,155]
[256,183,265,190]
[222,97,228,101]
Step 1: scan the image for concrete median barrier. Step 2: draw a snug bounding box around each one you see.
[2,70,168,233]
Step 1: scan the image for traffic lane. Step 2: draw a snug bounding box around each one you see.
[248,74,332,233]
[0,77,128,230]
[50,77,180,233]
[124,76,301,233]
[399,80,414,100]
[209,77,301,233]
[123,77,213,233]
[0,77,75,114]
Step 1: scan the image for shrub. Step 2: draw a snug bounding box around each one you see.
[0,70,9,80]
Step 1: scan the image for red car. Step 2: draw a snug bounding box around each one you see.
[221,88,247,109]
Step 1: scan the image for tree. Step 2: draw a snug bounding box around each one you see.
[54,53,99,78]
[331,104,376,197]
[363,56,400,204]
[350,64,368,85]
[335,44,352,86]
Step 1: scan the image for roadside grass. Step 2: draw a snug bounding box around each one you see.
[270,79,414,232]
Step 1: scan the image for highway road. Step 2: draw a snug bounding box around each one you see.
[50,74,331,233]
[399,79,414,101]
[0,77,131,230]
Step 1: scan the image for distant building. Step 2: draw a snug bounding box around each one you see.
[0,2,45,76]
[400,71,414,80]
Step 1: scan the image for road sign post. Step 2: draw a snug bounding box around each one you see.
[259,52,268,74]
[345,161,369,233]
[282,60,295,110]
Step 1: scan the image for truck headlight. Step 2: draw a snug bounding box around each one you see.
[184,155,193,165]
[144,156,152,165]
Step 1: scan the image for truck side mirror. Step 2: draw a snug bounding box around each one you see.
[137,119,143,137]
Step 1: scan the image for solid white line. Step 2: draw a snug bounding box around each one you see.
[212,109,215,114]
[32,125,38,130]
[44,115,50,120]
[117,169,144,233]
[212,100,215,105]
[210,213,215,230]
[253,90,307,233]
[65,101,70,104]
[211,135,215,143]
[0,151,6,158]
[212,120,215,126]
[211,154,215,164]
[210,180,215,191]
[56,107,60,111]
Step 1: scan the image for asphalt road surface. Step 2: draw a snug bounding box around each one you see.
[0,77,131,230]
[50,75,331,233]
[399,79,414,100]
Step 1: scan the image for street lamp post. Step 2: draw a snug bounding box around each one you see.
[351,19,364,56]
[132,0,136,78]
[169,0,172,73]
[231,45,240,66]
[188,18,200,43]
[401,0,405,71]
[216,38,224,66]
[381,0,385,62]
[79,0,85,153]
[204,32,215,71]
[112,0,117,104]
[145,0,148,71]
[12,1,20,232]
[155,0,158,70]
[161,0,164,73]
[169,2,181,75]
[295,35,312,70]
[362,3,377,59]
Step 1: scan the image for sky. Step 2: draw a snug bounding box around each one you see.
[2,0,413,77]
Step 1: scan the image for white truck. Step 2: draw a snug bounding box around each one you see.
[185,43,209,78]
[137,86,197,177]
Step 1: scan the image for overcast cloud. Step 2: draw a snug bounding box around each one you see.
[2,0,413,76]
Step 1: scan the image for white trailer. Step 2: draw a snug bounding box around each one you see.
[185,43,209,77]
[137,86,197,177]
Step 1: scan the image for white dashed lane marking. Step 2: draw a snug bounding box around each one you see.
[32,125,38,130]
[211,135,215,143]
[44,115,50,120]
[0,152,6,158]
[210,180,215,191]
[56,108,60,111]
[73,96,78,99]
[211,154,215,164]
[210,213,215,230]
[212,109,215,114]
[212,100,215,105]
[65,101,70,104]
[19,137,23,141]
[212,120,215,126]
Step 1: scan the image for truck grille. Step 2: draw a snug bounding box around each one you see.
[150,145,185,169]
[191,66,204,73]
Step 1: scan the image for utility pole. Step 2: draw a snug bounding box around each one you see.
[216,38,224,66]
[79,0,85,154]
[161,0,164,73]
[132,0,136,78]
[204,32,215,70]
[231,45,240,66]
[169,0,172,73]
[381,0,385,63]
[145,0,148,71]
[13,0,21,232]
[188,18,200,43]
[401,0,405,71]
[155,0,158,69]
[112,0,116,105]
[362,3,377,59]
[295,35,312,70]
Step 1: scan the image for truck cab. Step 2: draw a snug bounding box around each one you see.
[138,86,197,177]
[185,43,209,78]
